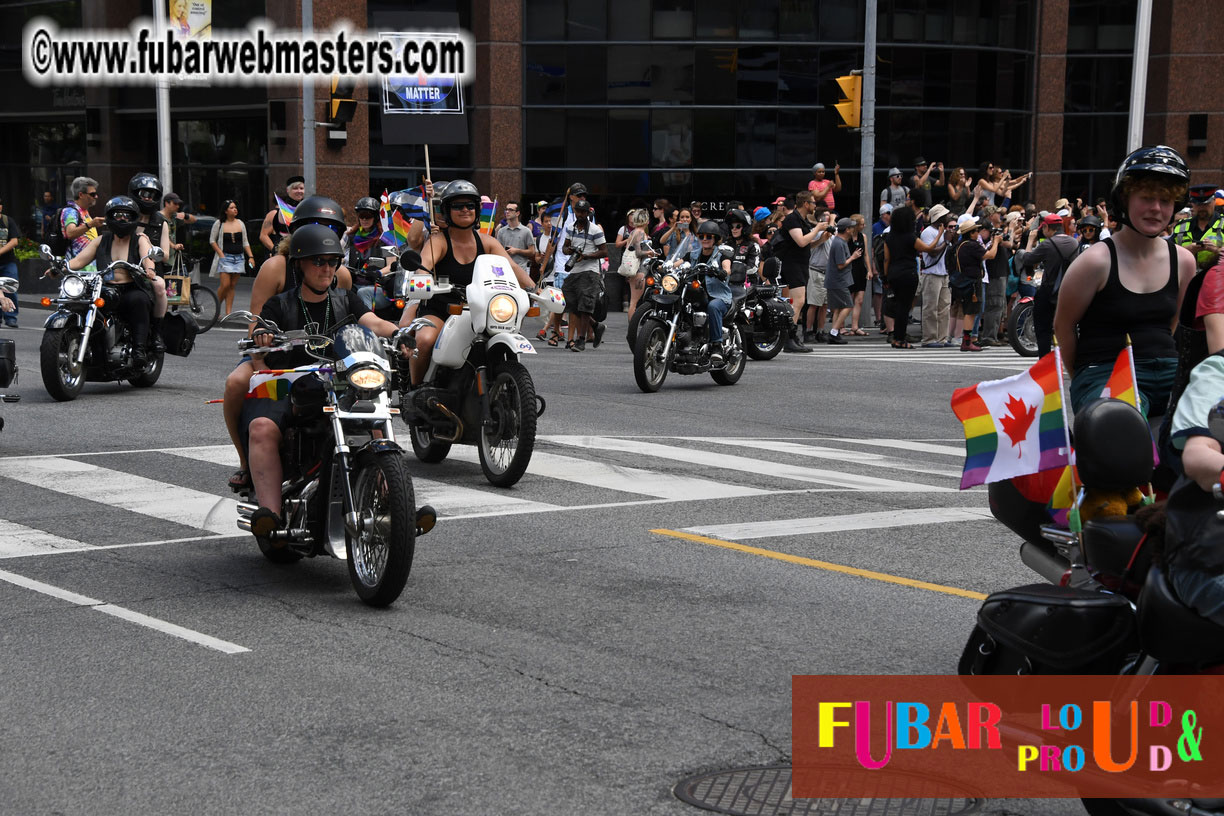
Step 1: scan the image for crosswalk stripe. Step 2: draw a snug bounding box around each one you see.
[442,446,772,499]
[686,438,963,479]
[816,437,967,458]
[0,520,88,558]
[0,457,237,536]
[412,477,559,517]
[682,507,995,541]
[541,436,955,492]
[166,445,239,467]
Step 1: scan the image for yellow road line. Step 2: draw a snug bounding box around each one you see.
[650,528,988,601]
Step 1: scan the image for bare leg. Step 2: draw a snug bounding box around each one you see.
[409,317,443,384]
[851,291,864,330]
[248,418,283,511]
[150,277,168,318]
[225,361,255,471]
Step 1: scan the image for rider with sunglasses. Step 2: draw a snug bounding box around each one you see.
[689,220,734,367]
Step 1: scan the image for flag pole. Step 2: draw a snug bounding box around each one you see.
[1052,338,1084,536]
[1125,332,1157,504]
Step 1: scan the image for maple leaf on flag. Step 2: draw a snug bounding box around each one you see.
[999,393,1036,452]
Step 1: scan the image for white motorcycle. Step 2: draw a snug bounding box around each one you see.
[399,254,565,487]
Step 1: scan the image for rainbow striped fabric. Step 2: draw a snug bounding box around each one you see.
[479,199,497,235]
[274,194,296,227]
[951,351,1069,489]
[246,371,311,401]
[1100,345,1137,408]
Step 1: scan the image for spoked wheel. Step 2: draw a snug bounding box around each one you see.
[1008,300,1039,357]
[711,324,747,385]
[633,321,670,393]
[745,325,784,360]
[408,418,453,463]
[478,361,537,487]
[346,452,416,607]
[129,349,164,387]
[39,328,85,402]
[188,285,220,333]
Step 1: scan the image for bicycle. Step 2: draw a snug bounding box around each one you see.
[165,253,220,333]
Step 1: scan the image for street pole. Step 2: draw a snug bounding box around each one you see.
[859,0,877,220]
[152,1,172,191]
[1127,0,1152,152]
[302,0,317,193]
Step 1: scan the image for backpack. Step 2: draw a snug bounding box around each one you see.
[872,232,886,276]
[45,206,70,256]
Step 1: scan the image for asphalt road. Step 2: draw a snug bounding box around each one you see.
[0,293,1086,816]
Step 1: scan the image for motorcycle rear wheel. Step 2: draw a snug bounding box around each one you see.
[409,419,453,463]
[478,361,537,488]
[633,321,670,393]
[129,350,164,387]
[711,325,746,386]
[745,326,784,360]
[1008,300,1039,357]
[40,328,85,402]
[346,452,416,607]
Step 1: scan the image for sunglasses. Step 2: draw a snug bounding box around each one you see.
[86,191,98,197]
[698,233,718,240]
[110,211,134,221]
[449,201,478,212]
[305,257,342,269]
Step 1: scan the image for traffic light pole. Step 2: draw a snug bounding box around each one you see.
[152,0,172,195]
[302,0,316,193]
[858,0,877,221]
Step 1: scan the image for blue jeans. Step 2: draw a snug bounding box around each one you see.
[707,297,729,344]
[0,259,16,319]
[1170,565,1224,628]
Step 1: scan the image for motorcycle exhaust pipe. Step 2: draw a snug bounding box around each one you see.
[237,502,257,519]
[1019,541,1071,584]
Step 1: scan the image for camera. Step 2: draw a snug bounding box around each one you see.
[824,226,836,235]
[564,254,578,272]
[991,227,1005,236]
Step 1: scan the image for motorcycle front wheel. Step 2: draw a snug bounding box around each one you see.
[633,320,670,393]
[478,361,537,487]
[626,305,652,348]
[1008,300,1039,357]
[347,451,416,607]
[711,325,747,386]
[39,328,85,402]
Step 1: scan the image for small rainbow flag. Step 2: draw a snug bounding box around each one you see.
[951,351,1070,489]
[275,194,296,227]
[385,209,412,248]
[479,199,497,235]
[1100,341,1138,409]
[246,371,311,401]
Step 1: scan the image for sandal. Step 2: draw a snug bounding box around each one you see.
[535,327,548,341]
[849,328,868,336]
[890,340,914,349]
[565,340,576,351]
[228,468,252,490]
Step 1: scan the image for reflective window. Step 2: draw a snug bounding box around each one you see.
[652,0,693,38]
[609,0,652,40]
[524,0,566,40]
[568,0,607,39]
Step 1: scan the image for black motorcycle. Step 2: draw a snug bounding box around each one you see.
[625,256,665,348]
[0,275,20,429]
[37,244,194,401]
[631,260,747,392]
[736,269,792,361]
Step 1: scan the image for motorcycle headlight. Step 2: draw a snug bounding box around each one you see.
[61,275,87,298]
[488,293,518,324]
[662,274,679,293]
[347,366,387,390]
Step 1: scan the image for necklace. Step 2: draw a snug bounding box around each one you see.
[299,291,330,336]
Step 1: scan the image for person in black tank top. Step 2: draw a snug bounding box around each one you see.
[408,180,538,385]
[1054,145,1197,418]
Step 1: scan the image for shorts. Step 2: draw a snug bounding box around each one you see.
[850,265,868,293]
[561,269,601,315]
[952,283,980,315]
[805,269,827,306]
[827,286,853,310]
[780,263,808,290]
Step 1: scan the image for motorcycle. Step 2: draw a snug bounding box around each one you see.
[1007,265,1042,357]
[36,244,190,401]
[398,252,565,487]
[223,310,434,607]
[632,260,747,393]
[960,398,1224,816]
[736,268,793,361]
[0,276,20,430]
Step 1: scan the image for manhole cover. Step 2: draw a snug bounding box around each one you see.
[674,765,984,816]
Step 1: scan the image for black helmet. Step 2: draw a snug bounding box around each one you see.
[696,220,726,239]
[441,179,480,211]
[289,223,343,260]
[1110,145,1189,234]
[289,195,345,235]
[355,196,379,214]
[128,172,162,214]
[725,209,751,230]
[105,195,140,238]
[1077,214,1103,230]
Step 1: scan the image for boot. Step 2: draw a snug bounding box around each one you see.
[960,332,982,352]
[149,317,166,352]
[709,342,725,368]
[784,323,812,354]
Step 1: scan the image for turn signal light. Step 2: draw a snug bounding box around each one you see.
[94,298,105,307]
[690,280,701,290]
[40,297,51,307]
[645,277,655,286]
[395,299,405,309]
[448,304,463,315]
[526,306,540,317]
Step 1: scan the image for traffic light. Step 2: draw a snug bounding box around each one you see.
[329,76,358,125]
[834,73,861,128]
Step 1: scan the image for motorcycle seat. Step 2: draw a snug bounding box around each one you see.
[730,285,749,304]
[1081,517,1147,579]
[1137,565,1224,665]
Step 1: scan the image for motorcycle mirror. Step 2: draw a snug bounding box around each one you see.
[220,310,257,326]
[39,244,54,261]
[365,257,387,270]
[145,247,165,262]
[1209,400,1224,445]
[399,249,423,272]
[0,277,18,294]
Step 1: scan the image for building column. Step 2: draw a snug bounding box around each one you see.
[471,0,523,209]
[1032,0,1069,205]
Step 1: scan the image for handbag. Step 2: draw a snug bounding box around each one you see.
[617,243,641,277]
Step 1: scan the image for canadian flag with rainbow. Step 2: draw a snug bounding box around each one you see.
[950,352,1071,489]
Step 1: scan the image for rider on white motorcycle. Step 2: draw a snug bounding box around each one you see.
[408,180,537,385]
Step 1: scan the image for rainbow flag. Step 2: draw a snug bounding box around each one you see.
[384,209,412,248]
[351,226,382,256]
[274,194,296,227]
[1046,463,1078,527]
[1100,343,1137,408]
[245,371,311,401]
[479,199,497,235]
[951,351,1070,489]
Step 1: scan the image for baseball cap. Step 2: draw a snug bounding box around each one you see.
[773,196,786,206]
[1057,208,1071,218]
[927,204,950,223]
[836,217,855,231]
[888,167,902,177]
[812,162,825,171]
[753,206,772,221]
[1005,211,1023,223]
[286,175,305,186]
[573,199,591,213]
[879,203,893,215]
[1053,198,1070,210]
[569,182,588,195]
[162,192,183,205]
[535,200,547,209]
[1041,213,1063,228]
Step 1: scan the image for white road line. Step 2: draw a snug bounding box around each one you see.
[0,519,89,558]
[412,477,559,517]
[443,446,772,499]
[683,438,963,479]
[0,457,238,535]
[541,436,955,492]
[815,437,967,458]
[165,445,239,467]
[0,568,249,654]
[683,507,996,541]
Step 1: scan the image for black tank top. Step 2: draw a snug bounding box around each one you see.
[96,233,142,272]
[1075,237,1178,367]
[435,228,484,290]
